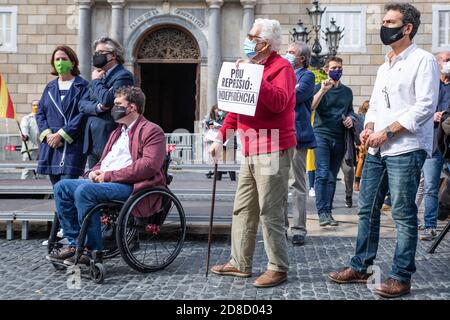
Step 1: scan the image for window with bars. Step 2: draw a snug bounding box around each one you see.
[320,6,366,53]
[0,7,17,53]
[433,5,450,52]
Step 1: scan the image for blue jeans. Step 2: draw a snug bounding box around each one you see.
[314,135,345,216]
[49,174,79,186]
[308,170,315,189]
[350,150,426,283]
[54,179,133,251]
[422,151,444,229]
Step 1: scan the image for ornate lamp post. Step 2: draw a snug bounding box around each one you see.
[290,19,310,43]
[290,0,344,69]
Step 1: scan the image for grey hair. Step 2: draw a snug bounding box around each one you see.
[93,37,125,64]
[384,2,421,40]
[289,41,311,68]
[253,18,282,52]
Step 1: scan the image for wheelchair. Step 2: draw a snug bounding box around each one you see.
[47,147,186,284]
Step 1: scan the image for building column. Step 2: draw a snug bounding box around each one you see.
[76,0,92,80]
[108,0,125,44]
[206,0,223,108]
[240,0,256,34]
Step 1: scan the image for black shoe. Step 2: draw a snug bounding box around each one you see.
[229,171,236,181]
[329,213,339,226]
[206,171,213,179]
[292,234,305,246]
[345,196,352,208]
[216,171,223,181]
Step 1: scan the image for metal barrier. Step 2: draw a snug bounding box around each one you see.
[165,132,241,164]
[0,134,21,161]
[0,133,241,165]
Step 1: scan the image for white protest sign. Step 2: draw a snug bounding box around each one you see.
[217,62,264,117]
[204,128,219,142]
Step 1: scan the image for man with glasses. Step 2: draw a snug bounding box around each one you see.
[209,18,297,288]
[80,37,134,168]
[328,3,439,298]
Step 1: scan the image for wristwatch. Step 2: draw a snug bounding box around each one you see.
[384,126,395,139]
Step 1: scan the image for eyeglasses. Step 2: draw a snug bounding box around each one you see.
[95,50,113,55]
[382,86,391,109]
[247,34,264,42]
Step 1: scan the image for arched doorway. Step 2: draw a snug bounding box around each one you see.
[134,25,200,133]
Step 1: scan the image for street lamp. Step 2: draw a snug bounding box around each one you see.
[291,0,344,69]
[325,18,344,57]
[290,19,310,44]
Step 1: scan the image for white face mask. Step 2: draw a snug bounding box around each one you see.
[442,61,450,75]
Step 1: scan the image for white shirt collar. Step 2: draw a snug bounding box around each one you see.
[385,43,417,65]
[121,119,137,134]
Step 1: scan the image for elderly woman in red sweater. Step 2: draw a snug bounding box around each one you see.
[209,18,297,288]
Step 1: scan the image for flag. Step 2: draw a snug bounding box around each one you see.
[0,73,15,119]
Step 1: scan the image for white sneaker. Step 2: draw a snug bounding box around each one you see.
[41,237,69,246]
[308,188,315,197]
[56,229,64,238]
[58,238,70,245]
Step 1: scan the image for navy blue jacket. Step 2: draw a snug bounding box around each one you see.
[79,64,134,156]
[36,76,89,176]
[294,67,316,149]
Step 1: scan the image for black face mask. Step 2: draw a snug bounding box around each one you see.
[111,105,128,121]
[93,52,110,68]
[380,25,405,45]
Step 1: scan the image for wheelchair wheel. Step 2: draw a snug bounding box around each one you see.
[100,204,122,259]
[90,263,105,284]
[77,201,135,261]
[116,187,186,273]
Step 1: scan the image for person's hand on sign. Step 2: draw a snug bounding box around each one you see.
[209,141,223,163]
[235,58,250,69]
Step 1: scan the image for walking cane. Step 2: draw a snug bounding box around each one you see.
[205,162,218,277]
[15,120,37,179]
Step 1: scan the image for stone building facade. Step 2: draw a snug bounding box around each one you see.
[0,0,449,134]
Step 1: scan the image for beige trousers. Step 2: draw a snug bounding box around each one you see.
[229,148,294,273]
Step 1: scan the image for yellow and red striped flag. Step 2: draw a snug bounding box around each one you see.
[0,73,15,119]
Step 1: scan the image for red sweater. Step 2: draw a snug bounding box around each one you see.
[219,52,297,156]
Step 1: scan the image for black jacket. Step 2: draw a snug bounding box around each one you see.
[79,64,134,156]
[344,112,364,167]
[437,110,450,162]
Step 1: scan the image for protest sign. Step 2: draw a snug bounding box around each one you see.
[217,62,263,116]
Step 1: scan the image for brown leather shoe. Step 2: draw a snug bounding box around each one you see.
[374,278,411,298]
[210,263,251,278]
[253,270,287,288]
[328,267,371,284]
[46,246,76,262]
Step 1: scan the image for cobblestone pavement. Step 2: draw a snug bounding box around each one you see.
[0,233,448,300]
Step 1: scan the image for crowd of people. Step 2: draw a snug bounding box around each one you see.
[14,1,450,299]
[208,2,450,298]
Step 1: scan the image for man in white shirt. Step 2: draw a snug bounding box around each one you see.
[46,86,166,266]
[328,3,440,298]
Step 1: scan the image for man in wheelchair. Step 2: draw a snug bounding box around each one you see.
[46,86,166,265]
